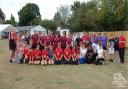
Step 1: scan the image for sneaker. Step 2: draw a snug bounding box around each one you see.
[9,60,12,63]
[113,60,116,63]
[117,60,120,63]
[109,59,113,62]
[102,61,105,65]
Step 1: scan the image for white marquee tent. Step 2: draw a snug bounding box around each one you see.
[0,24,17,39]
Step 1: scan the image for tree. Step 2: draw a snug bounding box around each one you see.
[41,20,57,31]
[32,17,41,25]
[54,5,70,28]
[97,0,127,31]
[5,14,16,26]
[0,8,5,23]
[68,0,100,32]
[18,3,41,26]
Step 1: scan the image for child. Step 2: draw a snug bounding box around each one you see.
[27,48,34,64]
[108,38,115,62]
[95,41,105,65]
[71,44,79,65]
[87,43,94,64]
[92,42,98,63]
[16,43,24,64]
[79,44,87,64]
[48,46,54,65]
[54,44,63,65]
[114,34,119,63]
[41,46,48,65]
[64,45,71,64]
[33,48,38,64]
[35,48,42,65]
[23,42,29,63]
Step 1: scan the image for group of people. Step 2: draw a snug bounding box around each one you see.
[9,30,126,65]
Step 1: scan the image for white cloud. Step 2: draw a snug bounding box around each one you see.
[0,0,89,21]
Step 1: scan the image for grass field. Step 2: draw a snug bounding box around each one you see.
[0,40,127,89]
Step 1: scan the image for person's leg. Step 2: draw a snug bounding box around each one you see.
[10,50,15,62]
[120,48,125,63]
[51,60,54,64]
[100,58,105,65]
[119,48,122,62]
[95,58,100,65]
[75,60,78,65]
[48,60,51,65]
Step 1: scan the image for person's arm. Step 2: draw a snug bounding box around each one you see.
[54,53,57,60]
[75,54,79,60]
[60,54,63,60]
[72,53,74,60]
[42,54,44,60]
[64,54,67,60]
[68,54,71,60]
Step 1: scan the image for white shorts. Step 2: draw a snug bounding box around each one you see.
[109,48,114,54]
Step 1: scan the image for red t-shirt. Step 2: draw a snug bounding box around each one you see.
[32,50,38,59]
[67,37,72,46]
[32,34,38,45]
[49,36,54,46]
[72,48,78,60]
[42,50,48,58]
[64,48,71,61]
[23,47,29,55]
[82,35,89,42]
[35,50,42,57]
[11,31,17,40]
[46,36,51,46]
[40,36,47,45]
[119,36,126,48]
[53,37,60,50]
[28,50,34,60]
[55,48,63,60]
[60,36,67,48]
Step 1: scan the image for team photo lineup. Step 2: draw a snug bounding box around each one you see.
[9,30,126,65]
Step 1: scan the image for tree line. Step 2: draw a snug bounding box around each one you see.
[0,0,128,32]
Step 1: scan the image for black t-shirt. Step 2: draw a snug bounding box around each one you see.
[76,37,82,47]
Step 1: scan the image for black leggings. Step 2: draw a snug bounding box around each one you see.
[119,48,125,63]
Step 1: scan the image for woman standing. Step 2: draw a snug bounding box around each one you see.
[9,31,17,63]
[113,33,119,63]
[119,33,126,63]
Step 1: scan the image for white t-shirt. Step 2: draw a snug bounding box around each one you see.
[92,43,97,53]
[109,48,114,54]
[97,45,104,58]
[80,47,87,57]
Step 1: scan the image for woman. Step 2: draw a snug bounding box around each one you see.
[53,33,60,51]
[54,44,63,65]
[41,46,48,65]
[71,44,79,65]
[67,33,72,49]
[9,31,17,63]
[119,33,126,63]
[48,46,54,65]
[87,43,94,64]
[64,45,71,64]
[95,41,105,65]
[79,44,87,64]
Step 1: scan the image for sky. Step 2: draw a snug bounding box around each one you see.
[0,0,89,21]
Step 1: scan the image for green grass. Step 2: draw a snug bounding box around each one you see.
[0,40,127,89]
